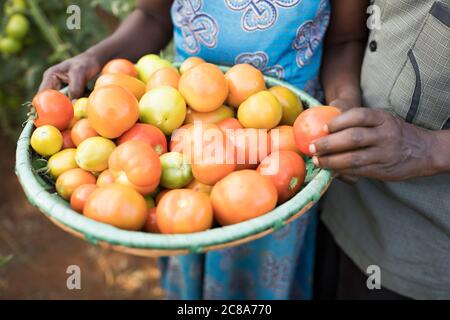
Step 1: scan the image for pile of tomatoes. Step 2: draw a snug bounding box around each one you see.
[29,54,340,234]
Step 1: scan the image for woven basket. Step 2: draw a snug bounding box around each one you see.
[15,66,333,257]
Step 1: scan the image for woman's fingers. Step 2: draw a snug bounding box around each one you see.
[68,66,87,99]
[311,127,378,156]
[39,66,64,92]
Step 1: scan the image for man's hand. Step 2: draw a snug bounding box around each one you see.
[309,108,444,181]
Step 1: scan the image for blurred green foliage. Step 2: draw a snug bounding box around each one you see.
[0,0,135,138]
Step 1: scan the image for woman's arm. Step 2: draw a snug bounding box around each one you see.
[39,0,173,98]
[321,0,369,111]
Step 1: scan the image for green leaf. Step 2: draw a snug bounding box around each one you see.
[0,255,13,268]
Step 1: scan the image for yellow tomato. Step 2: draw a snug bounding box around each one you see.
[48,148,78,178]
[237,91,282,129]
[184,105,234,125]
[75,137,116,172]
[73,97,89,119]
[269,86,303,126]
[31,125,63,156]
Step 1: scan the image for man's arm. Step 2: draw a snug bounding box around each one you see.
[321,0,369,111]
[40,0,173,98]
[314,0,450,180]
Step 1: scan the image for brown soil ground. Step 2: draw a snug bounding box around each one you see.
[0,135,164,299]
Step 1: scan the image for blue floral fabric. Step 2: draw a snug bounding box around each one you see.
[162,0,330,300]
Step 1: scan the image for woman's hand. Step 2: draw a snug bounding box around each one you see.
[309,108,449,181]
[39,52,101,99]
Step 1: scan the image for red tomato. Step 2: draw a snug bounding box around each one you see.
[33,89,74,130]
[156,189,213,234]
[293,106,341,156]
[61,129,75,149]
[108,140,162,195]
[257,151,306,203]
[143,207,160,233]
[70,184,98,213]
[210,170,277,226]
[117,123,167,156]
[84,184,147,231]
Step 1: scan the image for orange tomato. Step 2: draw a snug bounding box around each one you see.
[55,168,96,200]
[191,126,236,185]
[217,118,243,131]
[293,106,341,156]
[84,184,147,231]
[186,179,213,195]
[108,140,161,195]
[146,67,180,91]
[88,85,139,139]
[61,129,75,149]
[210,170,277,226]
[102,58,138,78]
[70,118,98,146]
[238,90,282,129]
[269,125,301,154]
[156,189,213,234]
[179,63,228,112]
[95,73,146,100]
[33,89,74,131]
[257,151,306,203]
[143,207,160,233]
[184,105,234,125]
[225,64,266,108]
[96,169,115,187]
[117,123,167,156]
[230,128,271,170]
[179,56,205,74]
[70,184,98,213]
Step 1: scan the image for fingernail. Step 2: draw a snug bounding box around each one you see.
[309,144,317,155]
[323,124,329,133]
[312,156,319,167]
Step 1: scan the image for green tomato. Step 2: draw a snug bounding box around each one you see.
[0,37,22,54]
[4,0,27,16]
[139,86,187,135]
[135,54,173,83]
[145,195,156,208]
[6,14,30,39]
[159,152,193,189]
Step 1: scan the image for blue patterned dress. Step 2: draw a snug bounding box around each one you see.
[160,0,330,300]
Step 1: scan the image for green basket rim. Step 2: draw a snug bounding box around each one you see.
[15,65,332,252]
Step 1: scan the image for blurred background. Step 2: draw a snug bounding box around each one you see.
[0,0,166,299]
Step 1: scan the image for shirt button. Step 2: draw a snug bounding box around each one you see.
[369,40,377,52]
